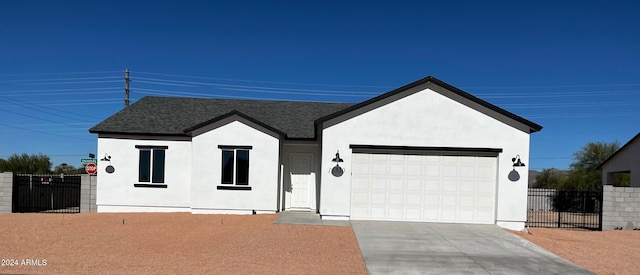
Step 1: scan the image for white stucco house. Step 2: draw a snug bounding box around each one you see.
[89,76,542,230]
[599,132,640,187]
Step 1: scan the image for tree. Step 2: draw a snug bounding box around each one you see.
[0,153,52,173]
[564,141,620,190]
[570,141,620,171]
[533,168,567,189]
[53,163,85,174]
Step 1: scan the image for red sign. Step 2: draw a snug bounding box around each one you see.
[85,163,97,174]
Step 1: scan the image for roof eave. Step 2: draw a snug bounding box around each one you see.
[315,76,543,134]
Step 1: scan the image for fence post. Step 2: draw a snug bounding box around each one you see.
[555,189,559,228]
[598,188,604,231]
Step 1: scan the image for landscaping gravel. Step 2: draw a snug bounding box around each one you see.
[513,227,640,275]
[0,213,367,274]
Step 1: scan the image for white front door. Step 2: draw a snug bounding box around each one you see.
[290,153,313,209]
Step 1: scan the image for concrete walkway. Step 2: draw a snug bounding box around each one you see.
[352,221,594,275]
[273,211,351,226]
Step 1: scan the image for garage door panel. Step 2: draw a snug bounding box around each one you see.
[424,194,439,206]
[388,208,403,219]
[405,208,422,220]
[389,193,404,204]
[425,166,440,176]
[371,193,385,204]
[406,193,421,205]
[406,179,422,191]
[370,207,385,218]
[351,153,497,224]
[371,178,386,189]
[442,181,458,192]
[389,179,403,190]
[442,166,458,177]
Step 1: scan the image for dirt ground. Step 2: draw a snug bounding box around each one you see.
[512,228,640,275]
[0,213,367,274]
[4,212,638,275]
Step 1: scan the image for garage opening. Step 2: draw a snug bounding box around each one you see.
[349,145,501,224]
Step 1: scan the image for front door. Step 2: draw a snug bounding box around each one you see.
[290,153,313,209]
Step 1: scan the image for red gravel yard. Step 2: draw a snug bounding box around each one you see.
[0,213,367,274]
[513,228,640,275]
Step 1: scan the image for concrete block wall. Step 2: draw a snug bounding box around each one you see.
[603,185,640,230]
[80,174,97,213]
[0,172,13,213]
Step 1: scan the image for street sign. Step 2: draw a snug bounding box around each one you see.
[81,158,97,164]
[85,163,97,174]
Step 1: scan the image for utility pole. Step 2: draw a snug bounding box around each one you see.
[124,68,130,107]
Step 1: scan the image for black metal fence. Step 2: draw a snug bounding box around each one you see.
[527,188,603,230]
[12,174,81,213]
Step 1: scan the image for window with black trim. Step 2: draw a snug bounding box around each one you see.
[219,146,252,190]
[136,146,167,184]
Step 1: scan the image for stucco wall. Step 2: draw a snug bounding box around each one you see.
[191,120,280,214]
[96,137,192,212]
[319,87,531,230]
[601,137,640,187]
[603,185,640,230]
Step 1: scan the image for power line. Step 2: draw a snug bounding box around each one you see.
[0,96,102,121]
[133,70,395,88]
[3,87,120,96]
[0,107,92,130]
[0,70,121,77]
[1,90,118,97]
[134,89,301,101]
[463,83,640,90]
[0,123,94,141]
[0,76,120,83]
[21,80,121,86]
[133,76,381,95]
[480,90,640,99]
[0,98,121,107]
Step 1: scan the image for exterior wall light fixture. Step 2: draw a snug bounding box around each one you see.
[512,155,525,167]
[331,151,344,177]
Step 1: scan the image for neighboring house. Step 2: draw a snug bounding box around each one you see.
[89,76,542,230]
[599,132,640,186]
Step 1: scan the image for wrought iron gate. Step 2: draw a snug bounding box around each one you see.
[12,174,81,213]
[527,188,603,230]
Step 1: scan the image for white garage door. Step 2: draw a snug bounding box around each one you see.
[351,153,497,224]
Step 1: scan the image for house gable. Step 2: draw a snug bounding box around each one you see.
[598,132,640,171]
[317,76,542,134]
[599,132,640,187]
[184,111,284,139]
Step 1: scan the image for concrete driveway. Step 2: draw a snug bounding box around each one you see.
[351,221,593,274]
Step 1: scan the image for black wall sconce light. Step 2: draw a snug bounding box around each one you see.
[332,151,344,163]
[331,151,344,177]
[100,154,111,162]
[512,155,525,167]
[100,154,115,174]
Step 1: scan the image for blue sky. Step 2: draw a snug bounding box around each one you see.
[1,0,639,171]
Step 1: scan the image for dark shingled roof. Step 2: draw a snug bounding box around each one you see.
[90,76,542,139]
[89,97,354,139]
